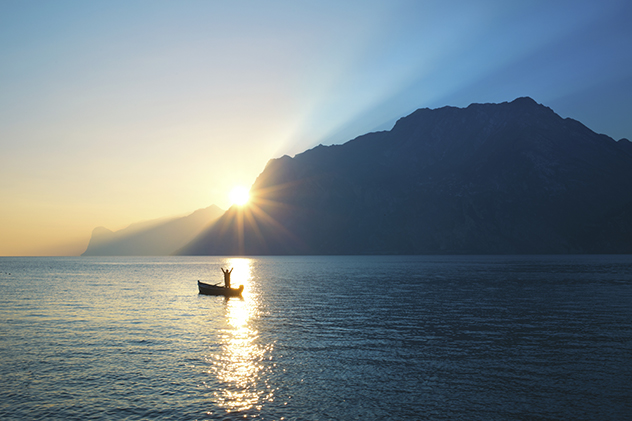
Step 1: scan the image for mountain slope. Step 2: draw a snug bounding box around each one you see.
[83,205,224,256]
[179,98,632,255]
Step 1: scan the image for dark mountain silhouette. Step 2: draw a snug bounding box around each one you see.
[82,205,224,256]
[179,97,632,255]
[618,138,632,157]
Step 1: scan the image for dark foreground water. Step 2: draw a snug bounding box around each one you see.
[0,255,631,420]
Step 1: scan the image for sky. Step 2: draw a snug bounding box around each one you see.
[1,0,631,256]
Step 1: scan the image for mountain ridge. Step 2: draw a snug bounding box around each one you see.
[178,97,632,255]
[83,205,224,256]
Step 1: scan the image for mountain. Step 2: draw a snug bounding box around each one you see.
[82,205,224,256]
[178,97,632,255]
[618,138,632,157]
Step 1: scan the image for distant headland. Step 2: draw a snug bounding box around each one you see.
[82,205,224,256]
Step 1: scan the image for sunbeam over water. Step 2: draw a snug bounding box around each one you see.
[203,258,276,415]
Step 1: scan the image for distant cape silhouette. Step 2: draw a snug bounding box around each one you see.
[83,205,224,256]
[178,97,632,255]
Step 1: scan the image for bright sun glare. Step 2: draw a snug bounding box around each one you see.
[229,186,250,206]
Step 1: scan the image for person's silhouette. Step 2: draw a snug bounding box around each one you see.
[221,267,233,288]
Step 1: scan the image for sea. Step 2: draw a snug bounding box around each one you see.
[0,255,631,420]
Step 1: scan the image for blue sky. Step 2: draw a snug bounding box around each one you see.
[1,0,631,255]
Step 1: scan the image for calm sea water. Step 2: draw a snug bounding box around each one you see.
[0,255,631,420]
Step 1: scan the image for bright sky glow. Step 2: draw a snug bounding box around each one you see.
[229,186,250,207]
[1,0,631,255]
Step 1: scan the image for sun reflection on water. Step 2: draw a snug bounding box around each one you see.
[205,258,275,416]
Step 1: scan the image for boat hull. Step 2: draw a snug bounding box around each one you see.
[197,280,244,297]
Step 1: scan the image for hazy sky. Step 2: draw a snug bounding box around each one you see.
[1,0,631,256]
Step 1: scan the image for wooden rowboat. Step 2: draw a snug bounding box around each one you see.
[197,280,244,297]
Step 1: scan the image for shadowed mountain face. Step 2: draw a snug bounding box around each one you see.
[82,205,224,256]
[179,97,632,255]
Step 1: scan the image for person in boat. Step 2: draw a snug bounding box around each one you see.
[221,267,233,288]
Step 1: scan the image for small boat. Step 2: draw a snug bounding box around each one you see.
[197,280,244,297]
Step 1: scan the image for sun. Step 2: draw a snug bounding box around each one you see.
[229,186,250,206]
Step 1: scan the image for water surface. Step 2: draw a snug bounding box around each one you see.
[1,255,631,420]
